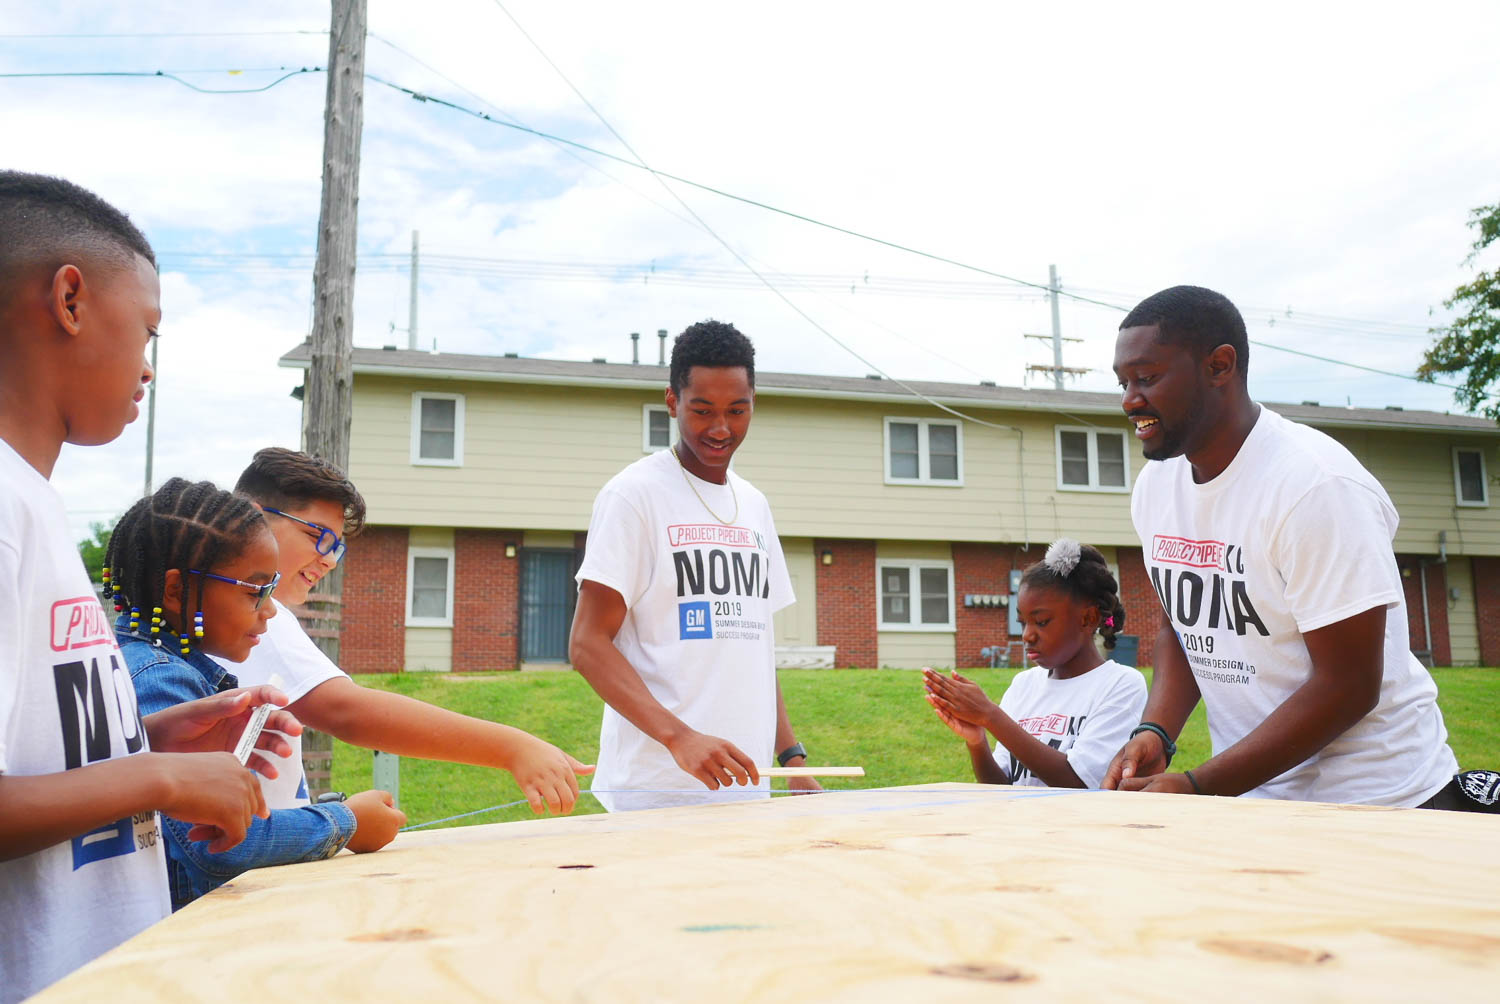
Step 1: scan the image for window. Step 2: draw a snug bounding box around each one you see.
[877,561,955,630]
[411,392,465,466]
[1454,447,1489,507]
[642,404,672,452]
[884,418,963,485]
[406,547,455,626]
[1055,426,1129,492]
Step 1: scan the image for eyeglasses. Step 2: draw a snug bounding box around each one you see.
[263,507,347,564]
[189,570,282,610]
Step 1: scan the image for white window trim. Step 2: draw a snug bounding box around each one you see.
[642,403,673,453]
[1054,425,1131,494]
[1454,446,1490,508]
[876,559,956,632]
[883,417,965,486]
[410,392,465,467]
[405,546,456,627]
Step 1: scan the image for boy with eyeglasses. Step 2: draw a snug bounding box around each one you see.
[225,448,593,817]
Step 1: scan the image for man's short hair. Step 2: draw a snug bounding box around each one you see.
[233,447,368,537]
[0,171,156,308]
[669,319,756,395]
[1120,285,1250,378]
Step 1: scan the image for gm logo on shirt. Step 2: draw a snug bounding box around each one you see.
[678,601,713,640]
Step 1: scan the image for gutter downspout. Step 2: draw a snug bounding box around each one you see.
[1418,531,1448,664]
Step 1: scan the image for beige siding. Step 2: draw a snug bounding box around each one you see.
[773,538,818,646]
[877,632,956,669]
[1321,429,1500,555]
[404,628,452,671]
[346,374,1500,554]
[1446,558,1480,666]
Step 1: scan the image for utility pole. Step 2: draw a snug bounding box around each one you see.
[301,0,366,799]
[1048,263,1063,391]
[305,0,366,473]
[143,336,158,497]
[408,229,419,350]
[1024,263,1087,387]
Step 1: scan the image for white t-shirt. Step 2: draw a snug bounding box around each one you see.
[0,442,170,1003]
[995,659,1148,788]
[212,597,346,809]
[577,449,794,811]
[1132,406,1458,805]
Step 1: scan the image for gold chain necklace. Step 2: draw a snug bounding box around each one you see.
[671,445,739,525]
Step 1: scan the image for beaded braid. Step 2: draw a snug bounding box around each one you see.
[1019,542,1128,650]
[103,478,267,653]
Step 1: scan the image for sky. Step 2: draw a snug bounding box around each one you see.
[3,0,1499,540]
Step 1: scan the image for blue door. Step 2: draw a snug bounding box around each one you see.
[520,550,577,662]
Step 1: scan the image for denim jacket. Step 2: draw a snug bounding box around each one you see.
[119,625,357,910]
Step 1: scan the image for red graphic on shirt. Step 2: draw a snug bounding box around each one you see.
[667,524,758,549]
[1151,535,1227,569]
[50,597,115,652]
[1016,713,1068,736]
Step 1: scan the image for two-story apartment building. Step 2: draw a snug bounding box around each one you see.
[281,343,1500,672]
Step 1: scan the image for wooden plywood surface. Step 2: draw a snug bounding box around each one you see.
[36,785,1500,1002]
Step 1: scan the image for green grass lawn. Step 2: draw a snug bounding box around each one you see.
[330,667,1500,831]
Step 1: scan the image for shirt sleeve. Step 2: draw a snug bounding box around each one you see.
[259,610,348,704]
[1273,476,1404,633]
[763,511,795,615]
[1064,668,1149,789]
[575,485,652,609]
[0,539,21,774]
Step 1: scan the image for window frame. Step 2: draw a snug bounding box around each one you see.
[875,559,956,632]
[1453,446,1490,508]
[1054,425,1131,494]
[405,545,456,627]
[410,392,466,467]
[642,403,673,453]
[882,417,965,486]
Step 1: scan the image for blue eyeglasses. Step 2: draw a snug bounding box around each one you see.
[188,570,281,610]
[263,507,347,564]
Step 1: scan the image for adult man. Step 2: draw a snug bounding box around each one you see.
[570,320,818,811]
[1103,285,1477,808]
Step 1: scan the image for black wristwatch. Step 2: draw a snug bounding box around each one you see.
[776,742,807,767]
[315,791,348,804]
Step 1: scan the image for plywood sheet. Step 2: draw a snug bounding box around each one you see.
[36,785,1500,1002]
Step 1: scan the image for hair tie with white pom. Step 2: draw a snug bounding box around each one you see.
[1043,538,1082,578]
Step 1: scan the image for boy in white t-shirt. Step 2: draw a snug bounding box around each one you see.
[0,172,299,1002]
[223,448,593,816]
[926,540,1147,789]
[1103,285,1483,810]
[571,320,819,811]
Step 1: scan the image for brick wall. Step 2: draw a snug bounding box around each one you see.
[948,544,1162,669]
[1397,555,1451,666]
[814,539,876,667]
[1117,547,1162,667]
[453,529,523,671]
[953,543,1021,668]
[341,526,408,673]
[1475,557,1500,665]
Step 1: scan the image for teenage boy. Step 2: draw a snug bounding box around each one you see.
[1102,285,1482,809]
[570,320,818,811]
[224,448,593,816]
[0,171,298,1002]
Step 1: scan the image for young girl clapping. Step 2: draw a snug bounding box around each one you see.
[925,539,1147,789]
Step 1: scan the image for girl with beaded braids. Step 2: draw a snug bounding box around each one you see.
[108,478,404,910]
[923,539,1148,789]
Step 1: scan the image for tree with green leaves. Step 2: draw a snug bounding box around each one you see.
[77,520,114,583]
[1419,202,1500,420]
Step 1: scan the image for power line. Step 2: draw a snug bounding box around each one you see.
[0,30,327,39]
[0,67,321,94]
